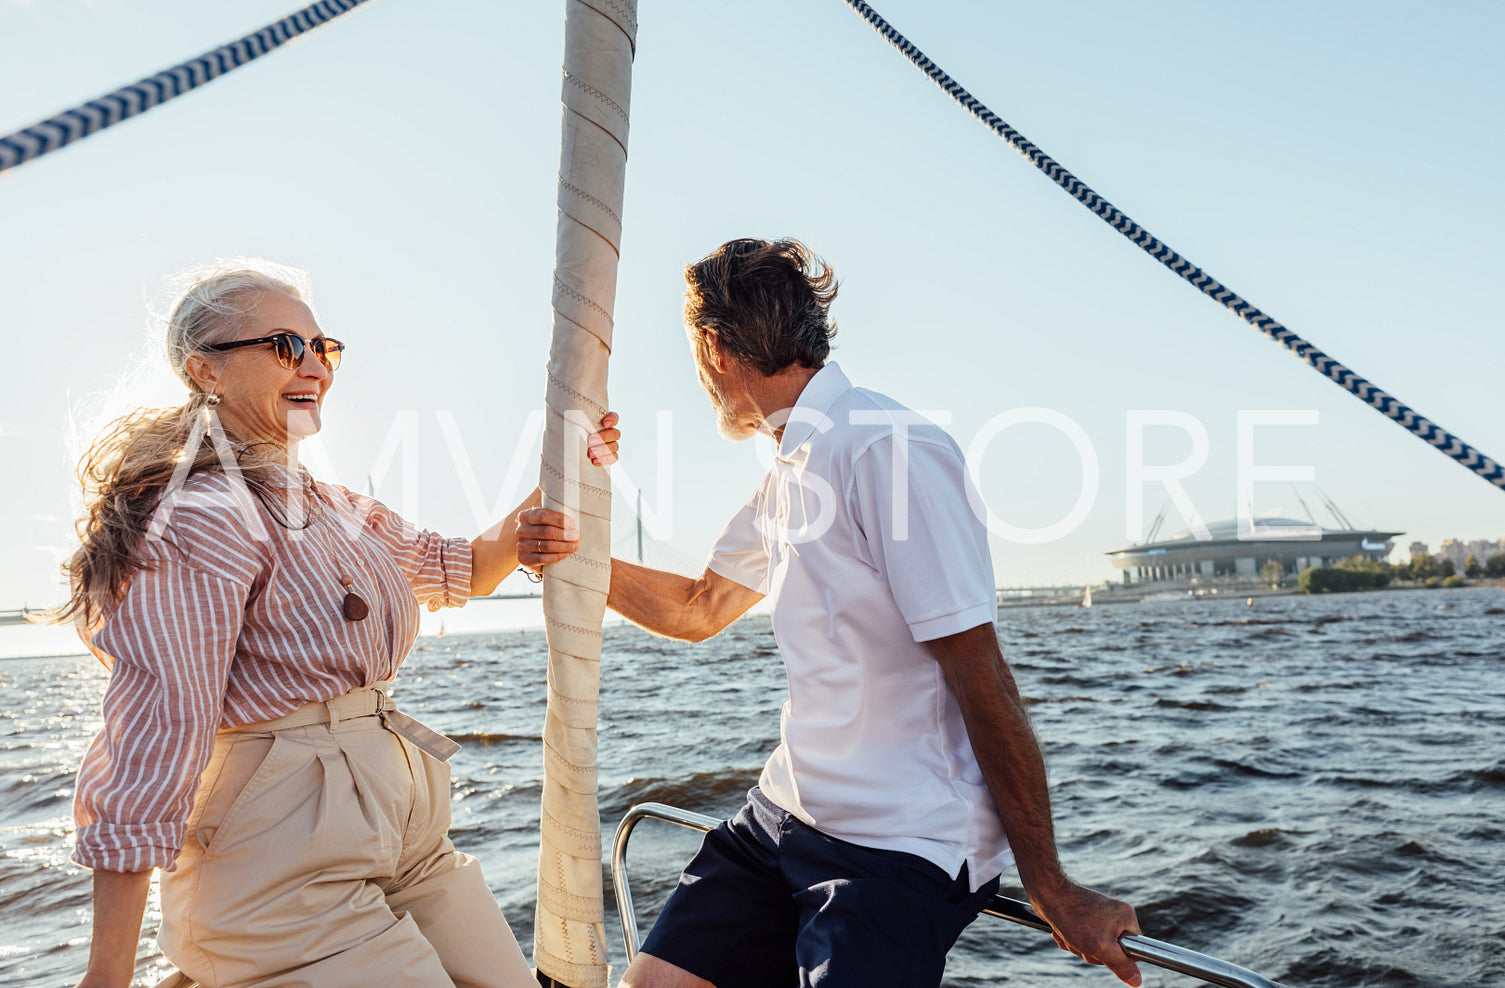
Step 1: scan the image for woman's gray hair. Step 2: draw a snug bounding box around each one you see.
[164,260,312,390]
[49,259,317,629]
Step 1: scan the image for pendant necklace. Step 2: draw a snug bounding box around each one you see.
[306,475,369,622]
[331,504,369,622]
[339,572,370,622]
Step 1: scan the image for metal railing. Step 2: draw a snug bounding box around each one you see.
[612,802,1291,988]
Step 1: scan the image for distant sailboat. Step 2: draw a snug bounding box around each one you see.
[1079,586,1092,608]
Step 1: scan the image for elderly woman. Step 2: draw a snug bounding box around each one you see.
[61,264,615,988]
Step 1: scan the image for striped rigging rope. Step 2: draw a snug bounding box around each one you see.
[0,0,374,175]
[840,0,1505,492]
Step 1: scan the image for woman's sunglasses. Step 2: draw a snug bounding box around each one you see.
[202,331,345,371]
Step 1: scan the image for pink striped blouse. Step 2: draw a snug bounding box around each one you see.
[72,468,472,873]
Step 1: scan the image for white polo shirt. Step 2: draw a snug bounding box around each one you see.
[709,362,1012,890]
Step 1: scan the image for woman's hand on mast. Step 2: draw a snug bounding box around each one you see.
[588,411,620,466]
[516,507,580,569]
[517,412,620,571]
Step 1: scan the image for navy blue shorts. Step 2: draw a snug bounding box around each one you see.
[639,788,1001,988]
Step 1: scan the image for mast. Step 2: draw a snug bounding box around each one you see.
[636,489,644,565]
[534,3,637,987]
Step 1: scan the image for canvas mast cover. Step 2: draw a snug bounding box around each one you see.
[533,2,637,987]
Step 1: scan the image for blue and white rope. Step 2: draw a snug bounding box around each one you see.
[841,0,1504,492]
[0,0,374,175]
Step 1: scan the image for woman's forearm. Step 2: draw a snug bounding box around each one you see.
[80,868,152,988]
[469,488,544,597]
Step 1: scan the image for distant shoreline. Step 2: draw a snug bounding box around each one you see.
[998,579,1505,610]
[4,583,1500,661]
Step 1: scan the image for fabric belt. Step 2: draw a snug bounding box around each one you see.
[225,681,462,762]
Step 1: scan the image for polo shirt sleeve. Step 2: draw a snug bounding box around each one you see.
[849,435,996,642]
[707,488,771,594]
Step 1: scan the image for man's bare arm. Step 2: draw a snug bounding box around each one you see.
[924,622,1143,987]
[607,560,763,642]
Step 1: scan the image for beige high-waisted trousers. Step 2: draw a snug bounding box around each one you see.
[157,685,534,988]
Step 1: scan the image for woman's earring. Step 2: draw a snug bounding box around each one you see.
[199,392,225,442]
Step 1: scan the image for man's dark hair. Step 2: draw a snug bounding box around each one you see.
[684,238,838,377]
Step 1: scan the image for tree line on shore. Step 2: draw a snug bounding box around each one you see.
[1294,552,1505,593]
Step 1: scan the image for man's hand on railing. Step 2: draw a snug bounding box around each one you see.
[1030,879,1143,986]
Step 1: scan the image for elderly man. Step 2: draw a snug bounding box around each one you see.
[527,238,1141,988]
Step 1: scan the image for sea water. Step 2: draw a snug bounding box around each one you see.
[1,587,1501,986]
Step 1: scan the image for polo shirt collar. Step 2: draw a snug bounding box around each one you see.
[777,362,851,459]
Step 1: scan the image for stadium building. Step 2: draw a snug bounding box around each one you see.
[1105,518,1402,585]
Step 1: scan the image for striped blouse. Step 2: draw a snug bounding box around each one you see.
[72,468,473,873]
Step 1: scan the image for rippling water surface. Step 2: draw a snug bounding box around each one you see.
[2,587,1502,986]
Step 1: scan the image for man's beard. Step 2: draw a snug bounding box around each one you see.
[704,376,753,441]
[715,403,747,441]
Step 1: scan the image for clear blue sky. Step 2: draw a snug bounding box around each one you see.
[2,0,1502,612]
